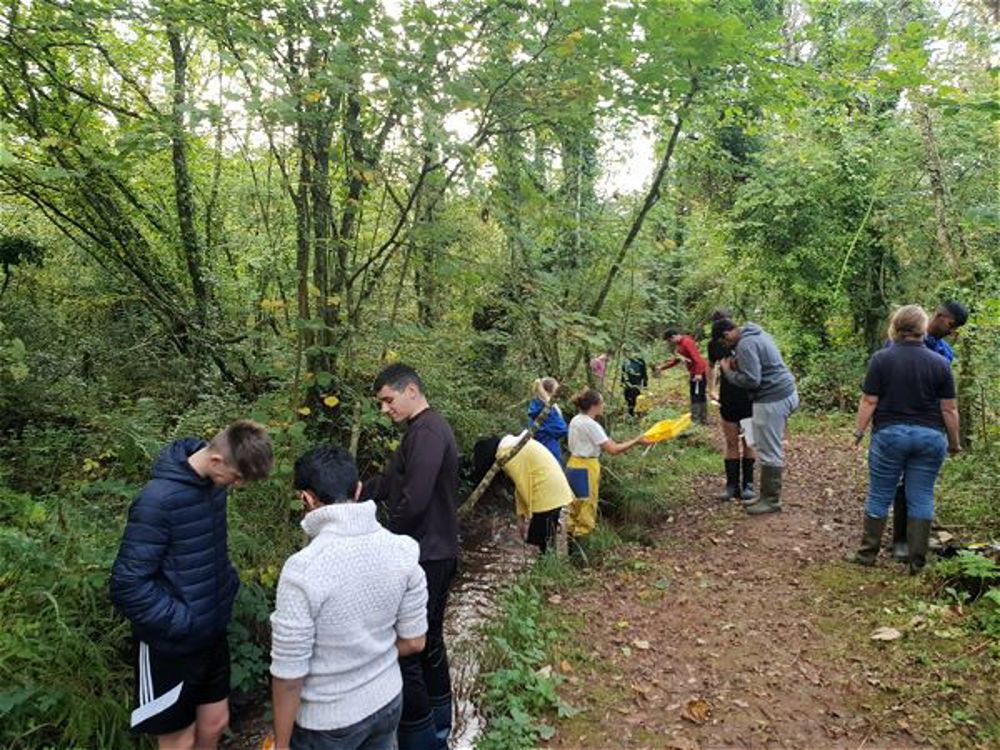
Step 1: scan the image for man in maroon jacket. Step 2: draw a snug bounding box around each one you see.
[656,328,709,423]
[365,363,459,750]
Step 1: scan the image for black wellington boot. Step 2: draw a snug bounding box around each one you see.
[847,515,886,566]
[718,459,740,501]
[740,457,756,501]
[907,518,933,575]
[891,484,909,561]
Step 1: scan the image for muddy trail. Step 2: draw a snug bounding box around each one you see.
[544,425,996,749]
[224,512,530,750]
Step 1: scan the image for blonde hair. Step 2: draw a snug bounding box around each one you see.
[534,377,559,399]
[888,304,928,343]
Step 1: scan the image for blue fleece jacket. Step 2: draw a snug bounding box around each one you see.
[110,438,239,655]
[527,398,567,465]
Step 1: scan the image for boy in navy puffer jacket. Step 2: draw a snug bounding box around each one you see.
[111,420,272,750]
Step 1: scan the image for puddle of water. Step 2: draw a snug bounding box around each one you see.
[447,514,535,749]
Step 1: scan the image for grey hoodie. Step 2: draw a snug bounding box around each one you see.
[723,323,797,403]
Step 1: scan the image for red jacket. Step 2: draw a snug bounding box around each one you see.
[664,335,707,377]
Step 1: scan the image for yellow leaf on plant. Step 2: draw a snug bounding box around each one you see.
[297,406,311,416]
[323,395,340,408]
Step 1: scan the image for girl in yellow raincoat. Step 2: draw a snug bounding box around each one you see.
[566,389,651,537]
[472,434,573,553]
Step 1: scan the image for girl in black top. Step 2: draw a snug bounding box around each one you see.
[707,314,755,501]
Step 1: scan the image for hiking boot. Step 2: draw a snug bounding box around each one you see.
[741,457,756,501]
[891,485,909,561]
[847,515,886,566]
[718,459,740,501]
[746,465,782,515]
[907,518,933,575]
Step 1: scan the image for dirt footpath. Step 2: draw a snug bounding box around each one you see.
[545,429,934,749]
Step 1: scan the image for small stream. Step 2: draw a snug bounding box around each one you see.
[225,510,532,749]
[447,513,534,748]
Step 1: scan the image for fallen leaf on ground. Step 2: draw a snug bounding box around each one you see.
[559,659,573,673]
[632,638,651,650]
[681,697,712,724]
[870,626,903,641]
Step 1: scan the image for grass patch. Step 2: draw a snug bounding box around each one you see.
[600,426,718,541]
[807,559,1000,748]
[476,553,582,750]
[936,448,1000,538]
[788,408,854,436]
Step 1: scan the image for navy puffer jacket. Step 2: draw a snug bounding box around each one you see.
[110,438,239,655]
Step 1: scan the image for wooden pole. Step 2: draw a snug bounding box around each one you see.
[459,399,554,517]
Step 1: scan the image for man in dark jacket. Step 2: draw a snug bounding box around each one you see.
[365,363,459,750]
[110,421,272,750]
[714,320,799,515]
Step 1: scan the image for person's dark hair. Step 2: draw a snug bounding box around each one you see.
[940,300,969,327]
[209,420,273,481]
[572,388,603,412]
[710,308,732,322]
[711,318,737,342]
[373,363,423,394]
[471,437,501,487]
[664,327,680,339]
[293,444,359,504]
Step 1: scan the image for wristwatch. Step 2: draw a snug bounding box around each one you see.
[853,430,865,444]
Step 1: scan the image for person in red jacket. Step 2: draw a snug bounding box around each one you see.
[655,328,709,423]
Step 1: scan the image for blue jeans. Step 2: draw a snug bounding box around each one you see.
[865,424,946,521]
[291,693,402,750]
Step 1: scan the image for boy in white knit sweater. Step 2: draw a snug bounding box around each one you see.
[269,445,428,750]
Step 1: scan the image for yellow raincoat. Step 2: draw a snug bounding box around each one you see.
[497,437,573,520]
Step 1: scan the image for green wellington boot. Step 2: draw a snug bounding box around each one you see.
[746,465,783,515]
[907,518,933,575]
[847,515,887,566]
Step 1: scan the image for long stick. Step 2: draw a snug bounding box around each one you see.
[460,399,554,517]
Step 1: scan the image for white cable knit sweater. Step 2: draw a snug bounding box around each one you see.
[269,500,428,730]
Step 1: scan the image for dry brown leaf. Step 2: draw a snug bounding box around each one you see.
[559,659,573,674]
[632,638,651,650]
[681,697,712,724]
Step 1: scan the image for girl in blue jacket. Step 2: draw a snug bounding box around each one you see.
[527,377,568,465]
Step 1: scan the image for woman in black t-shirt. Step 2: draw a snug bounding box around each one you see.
[707,314,755,501]
[849,305,961,574]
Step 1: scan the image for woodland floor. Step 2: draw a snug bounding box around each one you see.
[542,420,998,750]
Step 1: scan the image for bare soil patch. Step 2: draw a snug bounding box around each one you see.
[544,425,995,749]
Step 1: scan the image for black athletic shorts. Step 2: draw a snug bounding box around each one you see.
[130,635,230,736]
[720,399,752,424]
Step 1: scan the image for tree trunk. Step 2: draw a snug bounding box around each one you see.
[167,27,211,328]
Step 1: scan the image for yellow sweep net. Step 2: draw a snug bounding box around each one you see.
[642,413,692,443]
